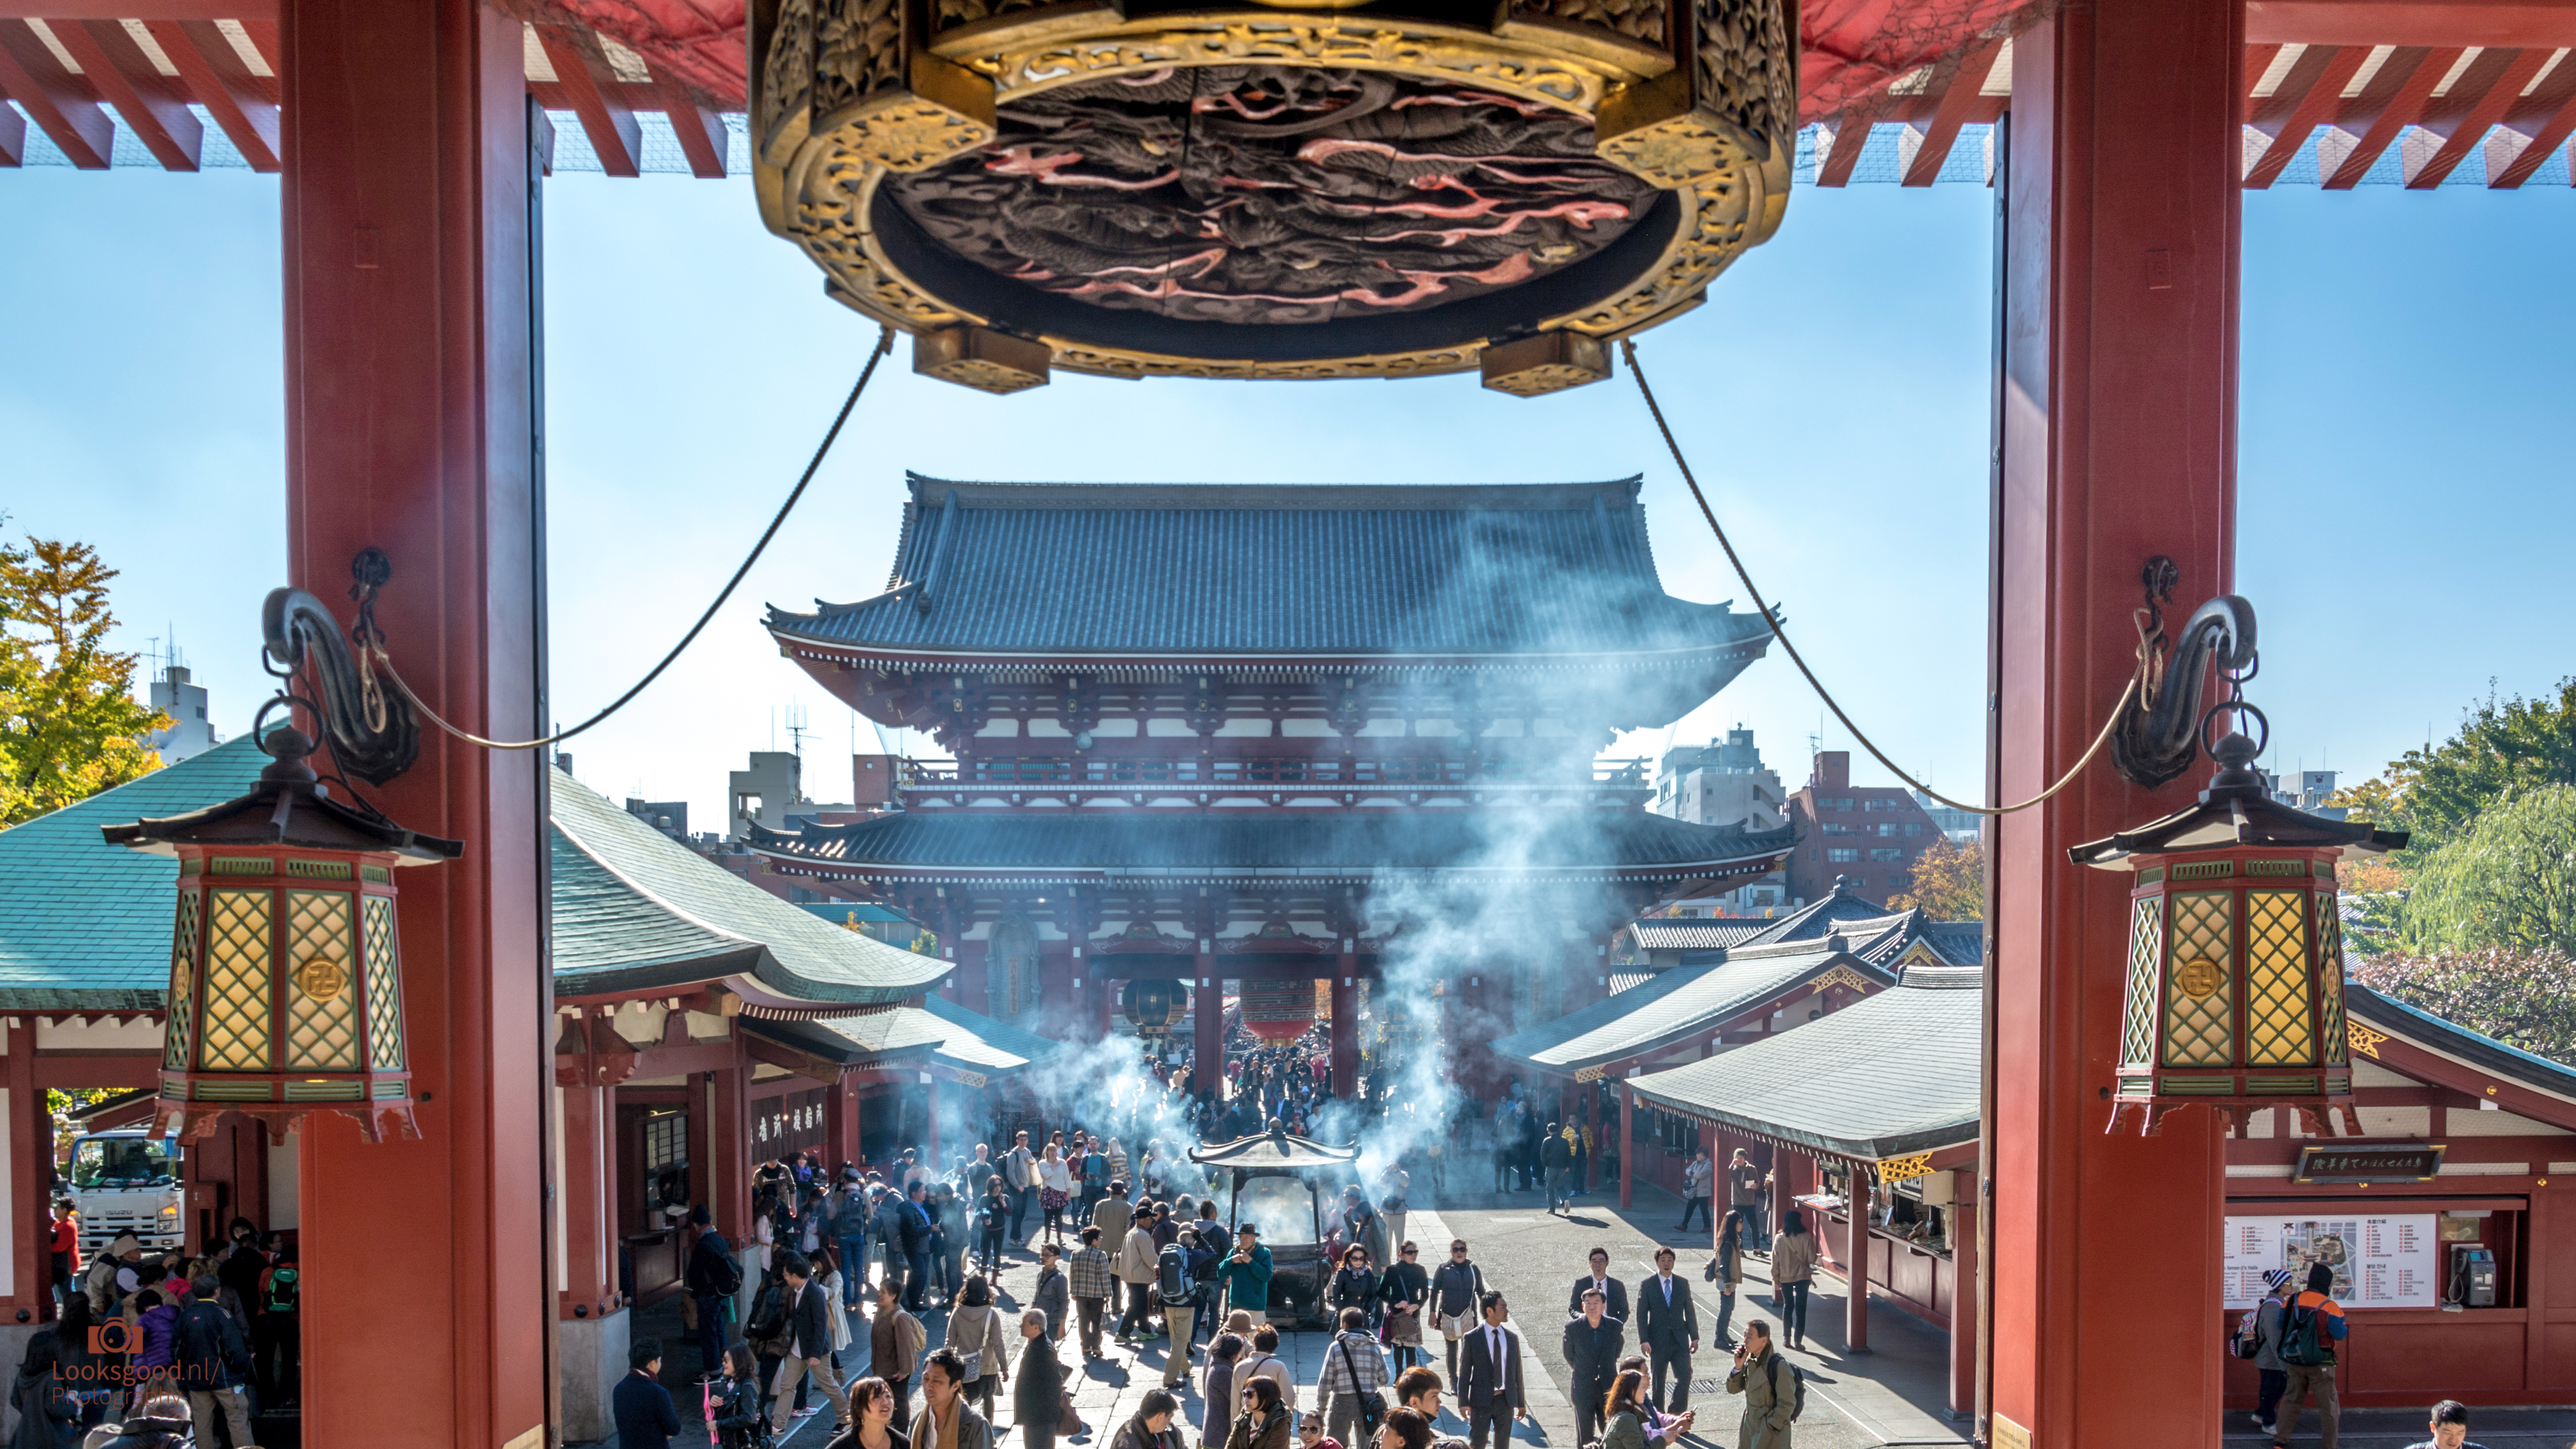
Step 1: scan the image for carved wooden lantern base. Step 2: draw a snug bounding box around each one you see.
[753,0,1796,394]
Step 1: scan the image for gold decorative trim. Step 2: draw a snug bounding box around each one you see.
[2347,1020,2387,1059]
[1874,1151,1933,1184]
[1574,1063,1609,1083]
[1811,963,1876,995]
[758,0,1793,386]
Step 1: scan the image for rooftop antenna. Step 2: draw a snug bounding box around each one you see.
[785,702,811,762]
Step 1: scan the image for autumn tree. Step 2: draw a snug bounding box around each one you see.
[1890,836,1984,920]
[2349,947,2576,1067]
[0,536,165,826]
[2328,677,2576,857]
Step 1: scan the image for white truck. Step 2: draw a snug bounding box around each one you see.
[66,1130,185,1258]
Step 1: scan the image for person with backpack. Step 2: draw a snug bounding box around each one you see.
[688,1205,745,1382]
[832,1175,873,1307]
[2272,1263,2347,1449]
[1157,1228,1205,1386]
[2237,1267,2296,1437]
[176,1276,257,1449]
[1723,1320,1798,1448]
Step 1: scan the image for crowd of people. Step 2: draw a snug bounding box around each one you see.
[9,1208,297,1449]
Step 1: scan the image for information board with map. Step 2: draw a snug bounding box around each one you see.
[2222,1214,2440,1309]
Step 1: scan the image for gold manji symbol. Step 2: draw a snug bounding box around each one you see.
[2174,956,2225,999]
[295,955,349,1003]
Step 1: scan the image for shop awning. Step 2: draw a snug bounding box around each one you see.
[1627,966,1984,1162]
[1493,940,1897,1077]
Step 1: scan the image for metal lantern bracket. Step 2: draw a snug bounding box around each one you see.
[2110,565,2259,790]
[266,566,421,788]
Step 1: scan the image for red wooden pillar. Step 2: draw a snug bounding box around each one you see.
[279,0,547,1439]
[1845,1165,1870,1354]
[1949,1174,1977,1416]
[1,1023,46,1325]
[558,1081,613,1316]
[709,1062,750,1240]
[1328,963,1358,1099]
[1193,961,1223,1097]
[1619,1083,1635,1210]
[1990,0,2242,1440]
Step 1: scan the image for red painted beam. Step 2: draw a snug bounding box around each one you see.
[1902,36,2006,186]
[0,19,112,166]
[2488,51,2576,185]
[657,64,727,178]
[537,21,639,178]
[2324,45,2462,188]
[2408,45,2550,184]
[52,16,202,169]
[151,17,276,168]
[0,0,275,17]
[2249,0,2576,48]
[2245,43,2371,188]
[1815,110,1877,186]
[0,94,22,162]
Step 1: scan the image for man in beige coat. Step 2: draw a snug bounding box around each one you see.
[1115,1207,1161,1340]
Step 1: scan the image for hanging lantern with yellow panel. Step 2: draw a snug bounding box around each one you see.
[2072,724,2405,1136]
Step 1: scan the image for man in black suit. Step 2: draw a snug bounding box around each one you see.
[1635,1246,1700,1413]
[767,1252,853,1436]
[612,1338,681,1449]
[1562,1287,1625,1448]
[1567,1247,1629,1326]
[1455,1291,1525,1449]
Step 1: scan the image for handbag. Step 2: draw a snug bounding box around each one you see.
[1336,1340,1386,1436]
[1058,1387,1084,1436]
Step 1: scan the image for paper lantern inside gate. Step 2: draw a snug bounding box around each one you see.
[1240,978,1318,1042]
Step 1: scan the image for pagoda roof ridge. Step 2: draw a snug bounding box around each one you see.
[769,472,1774,665]
[897,474,1652,512]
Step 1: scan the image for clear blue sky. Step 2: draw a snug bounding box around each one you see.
[3,162,2569,828]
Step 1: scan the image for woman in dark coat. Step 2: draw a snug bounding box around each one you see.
[710,1342,773,1449]
[1221,1375,1293,1449]
[1375,1243,1429,1372]
[1012,1308,1066,1449]
[1326,1246,1379,1332]
[7,1332,76,1449]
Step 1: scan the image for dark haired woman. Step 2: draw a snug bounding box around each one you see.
[977,1176,1010,1277]
[1767,1211,1819,1351]
[711,1342,773,1449]
[1328,1246,1380,1333]
[827,1375,912,1449]
[945,1275,1012,1420]
[1222,1375,1293,1449]
[9,1330,76,1449]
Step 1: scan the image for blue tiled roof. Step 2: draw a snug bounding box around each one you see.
[751,808,1795,878]
[549,773,951,1004]
[1493,942,1894,1073]
[1629,971,1986,1161]
[0,736,269,1010]
[767,475,1776,661]
[0,738,948,1010]
[747,994,1067,1078]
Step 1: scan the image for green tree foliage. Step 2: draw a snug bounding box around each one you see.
[2349,947,2576,1068]
[0,537,165,826]
[1890,837,1984,920]
[2397,784,2576,958]
[2331,678,2576,857]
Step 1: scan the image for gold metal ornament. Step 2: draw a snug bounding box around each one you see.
[294,955,350,1004]
[751,0,1798,393]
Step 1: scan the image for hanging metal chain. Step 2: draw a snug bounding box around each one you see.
[1620,336,2145,817]
[360,325,894,751]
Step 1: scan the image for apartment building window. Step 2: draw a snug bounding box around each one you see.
[1823,822,1854,835]
[1829,847,1860,863]
[1870,848,1902,861]
[1830,798,1854,810]
[1864,798,1896,812]
[1877,822,1900,836]
[1904,822,1923,836]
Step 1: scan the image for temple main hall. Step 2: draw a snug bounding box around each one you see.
[748,474,1796,1094]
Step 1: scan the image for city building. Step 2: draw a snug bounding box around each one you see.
[2263,766,2349,818]
[724,749,856,838]
[749,475,1796,1095]
[622,796,690,841]
[142,662,218,763]
[1911,790,1984,845]
[1784,751,1944,905]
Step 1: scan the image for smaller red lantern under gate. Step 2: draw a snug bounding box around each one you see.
[2071,728,2405,1136]
[103,724,460,1143]
[1238,979,1315,1043]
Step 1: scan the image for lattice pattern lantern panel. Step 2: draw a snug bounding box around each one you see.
[104,729,457,1144]
[2073,745,2406,1136]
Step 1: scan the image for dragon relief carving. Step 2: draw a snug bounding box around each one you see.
[1693,0,1793,156]
[1507,0,1667,45]
[813,0,908,119]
